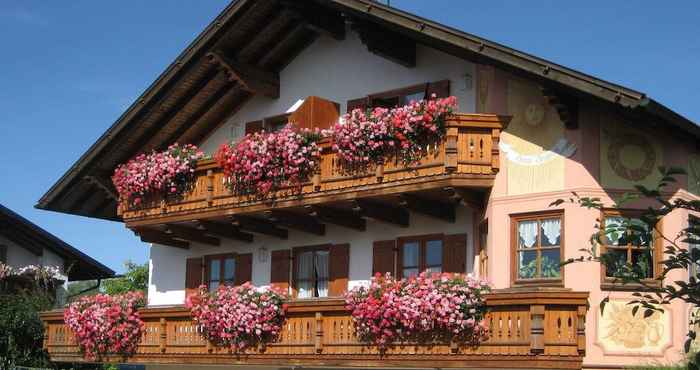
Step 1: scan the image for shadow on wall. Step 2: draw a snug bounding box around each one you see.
[150,244,189,294]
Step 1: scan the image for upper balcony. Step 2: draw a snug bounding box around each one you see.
[41,289,587,369]
[118,111,509,246]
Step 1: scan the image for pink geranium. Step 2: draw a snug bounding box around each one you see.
[215,124,323,199]
[345,272,489,349]
[64,291,146,360]
[186,283,287,351]
[333,95,457,174]
[112,143,204,205]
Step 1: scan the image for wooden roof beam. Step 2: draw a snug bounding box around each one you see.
[353,199,409,227]
[84,175,118,201]
[206,51,279,98]
[195,220,253,243]
[282,2,346,41]
[305,205,366,231]
[265,210,326,236]
[353,20,415,68]
[399,194,455,223]
[136,229,189,249]
[165,224,220,246]
[232,215,288,239]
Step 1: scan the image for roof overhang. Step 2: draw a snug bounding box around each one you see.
[36,0,698,222]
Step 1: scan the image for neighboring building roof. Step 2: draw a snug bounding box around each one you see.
[0,203,115,280]
[35,0,698,222]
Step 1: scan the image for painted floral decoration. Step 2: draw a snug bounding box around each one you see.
[215,124,323,199]
[64,291,146,360]
[345,272,489,349]
[186,282,288,351]
[112,143,204,205]
[333,95,457,174]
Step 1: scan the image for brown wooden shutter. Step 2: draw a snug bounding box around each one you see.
[328,243,350,296]
[426,79,450,98]
[372,240,396,277]
[443,233,467,274]
[270,249,291,292]
[235,253,253,286]
[185,257,204,297]
[346,97,369,113]
[245,120,264,135]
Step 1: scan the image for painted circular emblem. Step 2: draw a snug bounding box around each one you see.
[524,104,545,127]
[607,133,656,181]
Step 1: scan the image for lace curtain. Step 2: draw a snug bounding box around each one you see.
[518,220,538,248]
[541,218,561,245]
[296,252,314,298]
[315,251,329,298]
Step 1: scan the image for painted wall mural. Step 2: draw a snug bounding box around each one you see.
[596,300,671,355]
[600,117,663,189]
[499,77,576,195]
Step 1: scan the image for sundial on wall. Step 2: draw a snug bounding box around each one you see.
[606,133,656,181]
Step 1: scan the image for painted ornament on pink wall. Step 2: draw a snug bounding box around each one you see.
[606,133,656,181]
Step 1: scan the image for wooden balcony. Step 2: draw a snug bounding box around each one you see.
[41,289,588,369]
[118,113,509,244]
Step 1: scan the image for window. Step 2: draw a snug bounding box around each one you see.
[511,211,564,284]
[294,246,330,298]
[347,80,450,112]
[600,210,660,286]
[205,254,236,291]
[398,235,443,278]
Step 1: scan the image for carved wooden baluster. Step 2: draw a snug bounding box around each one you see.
[491,128,501,172]
[43,322,49,350]
[444,126,459,172]
[529,305,545,354]
[315,312,324,353]
[577,305,586,355]
[206,169,214,205]
[159,318,167,353]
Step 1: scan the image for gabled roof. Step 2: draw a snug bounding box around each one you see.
[0,204,114,280]
[36,0,698,222]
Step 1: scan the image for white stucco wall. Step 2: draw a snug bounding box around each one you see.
[148,206,475,306]
[1,234,40,267]
[199,25,476,153]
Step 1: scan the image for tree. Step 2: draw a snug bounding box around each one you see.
[102,260,148,296]
[553,167,700,368]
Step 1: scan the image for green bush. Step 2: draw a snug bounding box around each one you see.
[0,292,53,369]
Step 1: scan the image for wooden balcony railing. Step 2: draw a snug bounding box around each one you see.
[41,289,588,369]
[119,113,509,227]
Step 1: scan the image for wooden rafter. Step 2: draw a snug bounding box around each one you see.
[399,194,456,223]
[195,220,253,243]
[206,51,280,98]
[84,175,118,201]
[136,229,189,249]
[282,1,346,41]
[232,215,288,239]
[265,210,326,236]
[305,205,366,231]
[353,199,409,227]
[353,20,415,68]
[165,224,220,246]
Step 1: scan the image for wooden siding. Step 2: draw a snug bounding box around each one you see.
[41,289,588,369]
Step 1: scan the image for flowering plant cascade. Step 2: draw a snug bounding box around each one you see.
[112,143,204,205]
[345,272,489,349]
[186,282,288,351]
[333,95,457,174]
[215,124,323,199]
[64,291,146,360]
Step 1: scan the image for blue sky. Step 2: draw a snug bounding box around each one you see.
[0,1,698,274]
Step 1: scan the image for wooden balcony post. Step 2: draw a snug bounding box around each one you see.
[529,304,545,354]
[159,317,167,353]
[206,169,214,205]
[43,321,49,350]
[315,311,324,353]
[491,128,501,173]
[577,305,586,355]
[444,126,458,172]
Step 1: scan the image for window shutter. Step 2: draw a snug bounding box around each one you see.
[270,249,291,292]
[235,253,253,286]
[329,243,350,296]
[346,97,369,113]
[185,257,203,297]
[426,79,450,98]
[245,120,264,135]
[372,240,396,276]
[443,233,467,274]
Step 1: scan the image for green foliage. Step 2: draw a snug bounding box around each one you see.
[0,292,53,369]
[102,260,148,296]
[552,166,700,369]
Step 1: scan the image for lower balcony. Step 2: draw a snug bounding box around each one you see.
[41,289,588,369]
